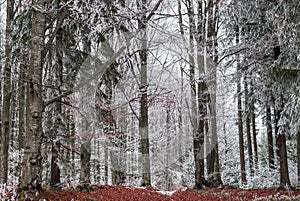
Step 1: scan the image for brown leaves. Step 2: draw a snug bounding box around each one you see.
[36,185,300,201]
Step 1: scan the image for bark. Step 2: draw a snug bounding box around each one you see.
[277,133,291,188]
[17,53,27,176]
[0,0,14,183]
[272,39,290,189]
[177,0,184,170]
[297,130,300,188]
[274,108,280,161]
[275,108,291,189]
[206,0,222,186]
[185,0,206,189]
[80,125,91,187]
[244,80,254,175]
[266,104,274,169]
[51,140,61,187]
[19,0,46,193]
[51,11,64,186]
[236,25,247,184]
[251,86,258,170]
[138,0,151,187]
[50,101,62,187]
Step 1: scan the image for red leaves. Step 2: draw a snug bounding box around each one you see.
[37,185,300,201]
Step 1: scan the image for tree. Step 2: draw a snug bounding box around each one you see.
[0,0,14,184]
[138,0,151,187]
[18,0,46,193]
[297,129,300,188]
[185,0,206,189]
[244,79,254,175]
[266,103,274,169]
[206,0,222,185]
[235,25,246,184]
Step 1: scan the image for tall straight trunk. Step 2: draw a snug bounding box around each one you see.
[196,0,206,187]
[211,1,222,185]
[18,53,27,176]
[297,130,300,188]
[274,107,280,161]
[177,0,184,170]
[236,25,246,184]
[186,0,206,189]
[206,0,214,177]
[251,85,258,170]
[51,10,63,186]
[0,0,14,183]
[50,102,61,187]
[19,0,46,193]
[277,133,291,188]
[244,80,254,175]
[275,108,291,189]
[80,120,91,186]
[266,104,274,169]
[165,108,171,190]
[273,41,290,188]
[138,0,151,187]
[206,0,222,185]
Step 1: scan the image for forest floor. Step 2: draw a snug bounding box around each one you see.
[33,185,300,201]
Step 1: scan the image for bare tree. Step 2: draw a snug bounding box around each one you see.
[18,0,46,193]
[0,0,14,184]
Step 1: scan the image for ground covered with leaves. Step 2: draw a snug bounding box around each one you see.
[34,185,300,201]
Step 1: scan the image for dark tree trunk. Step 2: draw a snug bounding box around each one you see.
[297,130,300,188]
[244,80,254,175]
[236,25,246,184]
[51,141,61,187]
[277,133,291,188]
[50,8,64,186]
[266,104,274,169]
[274,107,291,189]
[251,85,258,170]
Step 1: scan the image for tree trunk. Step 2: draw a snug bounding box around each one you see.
[206,0,222,186]
[17,53,27,177]
[275,108,291,189]
[0,0,14,184]
[244,80,254,175]
[80,122,91,187]
[177,0,184,174]
[277,133,291,188]
[251,85,258,170]
[138,0,151,187]
[297,130,300,188]
[185,0,206,189]
[18,0,46,193]
[51,11,64,186]
[266,104,274,169]
[236,25,247,185]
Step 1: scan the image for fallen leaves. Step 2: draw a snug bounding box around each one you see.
[35,185,300,201]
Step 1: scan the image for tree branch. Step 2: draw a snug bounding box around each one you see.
[42,9,67,60]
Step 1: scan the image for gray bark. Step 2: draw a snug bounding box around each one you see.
[266,104,274,169]
[236,25,247,184]
[17,53,27,177]
[206,0,222,185]
[297,129,300,188]
[244,80,254,175]
[19,0,46,193]
[0,0,14,183]
[138,0,151,187]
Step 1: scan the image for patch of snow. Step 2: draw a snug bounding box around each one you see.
[157,190,176,196]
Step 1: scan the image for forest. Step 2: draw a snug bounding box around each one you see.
[0,0,300,200]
